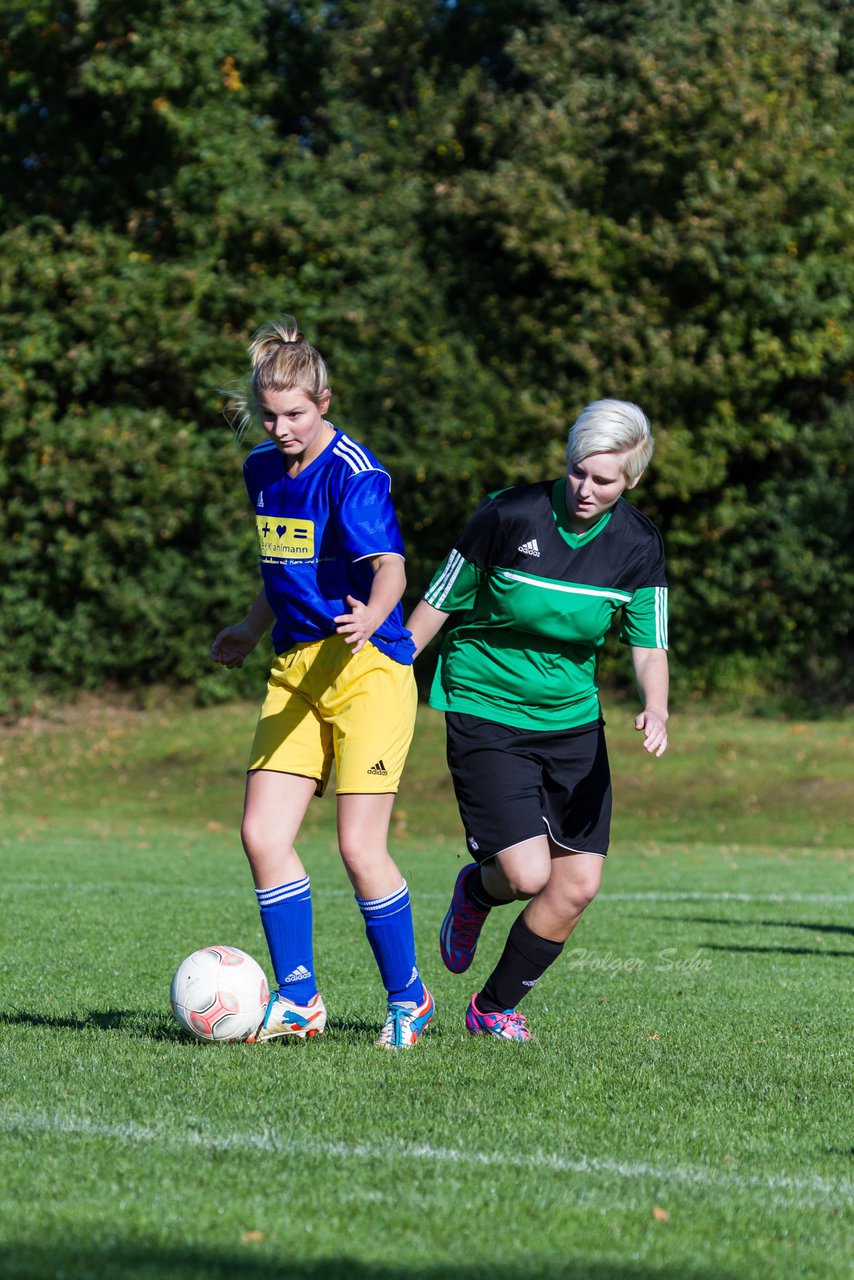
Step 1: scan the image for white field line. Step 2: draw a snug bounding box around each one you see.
[600,891,854,904]
[1,882,852,906]
[2,1111,851,1209]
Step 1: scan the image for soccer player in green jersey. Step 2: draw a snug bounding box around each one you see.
[406,399,669,1041]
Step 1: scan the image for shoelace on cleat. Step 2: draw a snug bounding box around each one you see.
[378,1005,411,1046]
[491,1008,528,1038]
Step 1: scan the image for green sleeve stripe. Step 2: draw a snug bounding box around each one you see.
[425,549,467,608]
[500,569,634,605]
[655,586,669,648]
[622,585,669,648]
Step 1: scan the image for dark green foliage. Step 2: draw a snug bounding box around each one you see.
[0,0,851,713]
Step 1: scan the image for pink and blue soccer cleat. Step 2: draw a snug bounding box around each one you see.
[465,992,531,1042]
[249,990,327,1041]
[439,864,490,973]
[376,988,435,1049]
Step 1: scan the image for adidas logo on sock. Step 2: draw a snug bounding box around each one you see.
[518,538,540,557]
[284,965,312,984]
[367,759,388,776]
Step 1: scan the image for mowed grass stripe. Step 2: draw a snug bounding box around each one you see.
[4,1111,851,1207]
[3,835,852,856]
[2,880,853,905]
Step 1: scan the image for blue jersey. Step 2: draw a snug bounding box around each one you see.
[243,427,415,665]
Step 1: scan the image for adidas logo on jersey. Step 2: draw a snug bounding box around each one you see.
[367,759,388,776]
[284,965,312,984]
[518,538,540,557]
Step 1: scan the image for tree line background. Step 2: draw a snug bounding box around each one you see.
[1,0,852,716]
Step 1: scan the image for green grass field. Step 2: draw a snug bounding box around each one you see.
[0,696,852,1279]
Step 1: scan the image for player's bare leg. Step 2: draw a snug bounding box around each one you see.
[336,792,402,899]
[486,834,552,901]
[338,792,433,1048]
[523,846,604,943]
[242,770,327,1040]
[440,835,551,974]
[241,769,316,888]
[465,844,603,1042]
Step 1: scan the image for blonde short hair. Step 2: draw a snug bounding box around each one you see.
[566,399,654,483]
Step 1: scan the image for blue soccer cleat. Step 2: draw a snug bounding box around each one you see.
[439,863,490,973]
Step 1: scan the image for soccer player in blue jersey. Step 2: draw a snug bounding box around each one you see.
[406,400,669,1041]
[210,318,433,1049]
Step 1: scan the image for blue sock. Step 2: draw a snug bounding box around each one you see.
[356,881,424,1006]
[255,877,318,1005]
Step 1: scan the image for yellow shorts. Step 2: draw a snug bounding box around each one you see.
[248,636,417,795]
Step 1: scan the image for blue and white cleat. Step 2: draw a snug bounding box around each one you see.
[250,990,327,1041]
[375,989,435,1049]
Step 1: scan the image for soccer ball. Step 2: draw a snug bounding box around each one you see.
[170,945,270,1042]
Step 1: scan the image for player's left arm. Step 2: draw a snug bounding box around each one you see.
[334,553,406,653]
[631,645,670,758]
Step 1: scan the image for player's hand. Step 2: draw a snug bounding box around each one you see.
[635,710,668,758]
[334,595,379,654]
[210,623,260,668]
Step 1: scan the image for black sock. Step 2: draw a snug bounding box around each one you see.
[466,864,510,911]
[478,914,564,1013]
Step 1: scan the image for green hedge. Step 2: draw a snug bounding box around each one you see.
[1,0,851,714]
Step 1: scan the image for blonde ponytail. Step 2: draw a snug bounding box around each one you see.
[223,316,331,439]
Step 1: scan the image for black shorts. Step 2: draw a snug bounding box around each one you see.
[444,711,612,861]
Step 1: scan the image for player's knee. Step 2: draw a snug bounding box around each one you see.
[559,872,601,918]
[502,864,551,900]
[240,815,260,860]
[337,839,388,876]
[241,815,289,869]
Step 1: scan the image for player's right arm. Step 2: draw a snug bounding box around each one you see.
[210,589,275,668]
[405,598,451,658]
[406,494,503,657]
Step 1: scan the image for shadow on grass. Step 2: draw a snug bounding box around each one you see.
[0,1245,738,1280]
[644,915,854,958]
[702,943,853,959]
[0,1009,451,1046]
[0,1008,184,1040]
[659,914,854,938]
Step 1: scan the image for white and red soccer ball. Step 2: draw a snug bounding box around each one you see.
[170,945,269,1042]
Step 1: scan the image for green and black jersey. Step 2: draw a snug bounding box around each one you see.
[425,480,668,731]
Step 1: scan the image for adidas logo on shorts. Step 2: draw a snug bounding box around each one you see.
[518,538,540,557]
[367,759,388,776]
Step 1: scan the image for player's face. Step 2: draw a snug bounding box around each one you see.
[258,386,333,464]
[565,451,636,529]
